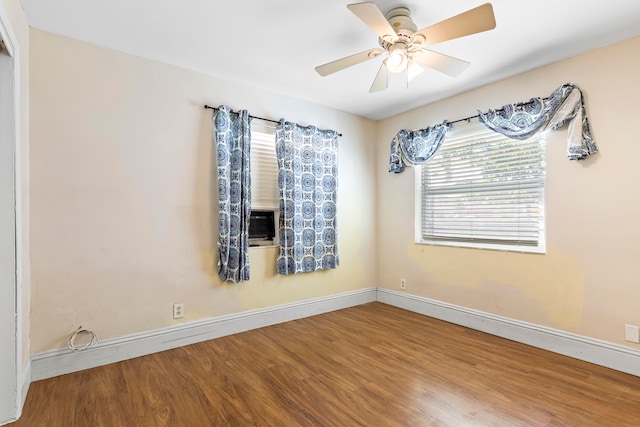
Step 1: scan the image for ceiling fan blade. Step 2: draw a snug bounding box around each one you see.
[407,61,424,82]
[369,62,388,92]
[415,50,470,77]
[347,2,398,42]
[413,3,496,46]
[315,48,384,76]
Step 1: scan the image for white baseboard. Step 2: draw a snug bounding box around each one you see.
[31,288,377,381]
[377,288,640,377]
[30,286,640,382]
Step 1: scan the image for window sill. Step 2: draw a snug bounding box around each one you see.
[415,239,546,254]
[249,240,278,249]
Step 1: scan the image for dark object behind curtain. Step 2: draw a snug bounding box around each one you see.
[388,121,451,173]
[478,83,597,160]
[276,120,339,275]
[214,106,252,283]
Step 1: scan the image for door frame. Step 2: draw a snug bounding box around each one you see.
[0,2,23,424]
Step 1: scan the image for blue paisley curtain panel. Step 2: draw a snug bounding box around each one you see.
[214,106,252,283]
[479,83,597,160]
[275,120,339,275]
[388,120,451,173]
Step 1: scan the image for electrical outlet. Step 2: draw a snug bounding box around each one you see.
[173,303,184,319]
[400,278,406,290]
[625,324,639,343]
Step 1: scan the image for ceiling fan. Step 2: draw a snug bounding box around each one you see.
[315,2,496,92]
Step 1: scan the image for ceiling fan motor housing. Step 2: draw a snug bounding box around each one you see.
[379,6,424,65]
[379,6,423,54]
[385,7,416,38]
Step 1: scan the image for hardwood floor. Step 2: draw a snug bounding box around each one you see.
[14,302,640,426]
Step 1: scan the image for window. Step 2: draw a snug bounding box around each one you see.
[251,126,278,209]
[249,124,279,246]
[415,122,546,253]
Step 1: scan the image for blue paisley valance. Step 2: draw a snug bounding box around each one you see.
[388,83,597,173]
[478,83,597,160]
[388,120,451,173]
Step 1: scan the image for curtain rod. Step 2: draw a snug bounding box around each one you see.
[206,95,548,133]
[447,97,550,126]
[204,105,343,137]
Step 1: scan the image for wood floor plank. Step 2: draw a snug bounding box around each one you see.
[13,302,640,426]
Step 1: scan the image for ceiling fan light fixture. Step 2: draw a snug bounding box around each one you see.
[386,42,407,73]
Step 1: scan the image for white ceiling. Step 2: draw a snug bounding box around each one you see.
[21,0,640,120]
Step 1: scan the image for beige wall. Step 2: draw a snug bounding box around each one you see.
[29,25,640,355]
[29,29,377,353]
[377,35,640,347]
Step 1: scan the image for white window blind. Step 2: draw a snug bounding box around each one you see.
[416,122,546,252]
[250,127,278,210]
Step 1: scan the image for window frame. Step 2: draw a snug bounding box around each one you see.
[414,122,547,254]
